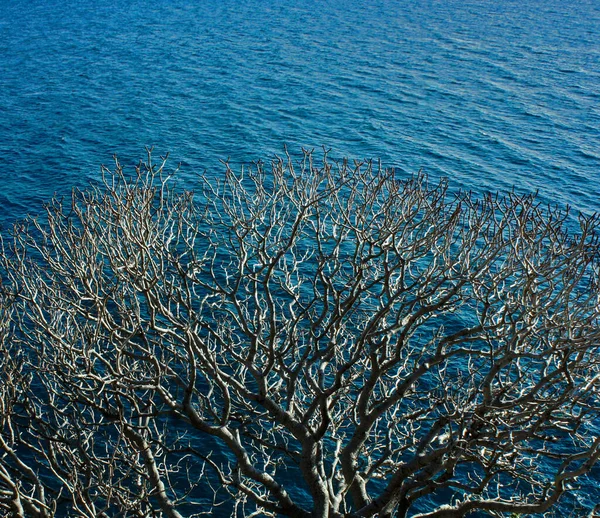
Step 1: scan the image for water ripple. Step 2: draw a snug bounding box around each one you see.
[0,1,598,223]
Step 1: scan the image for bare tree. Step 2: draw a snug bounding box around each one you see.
[1,149,599,517]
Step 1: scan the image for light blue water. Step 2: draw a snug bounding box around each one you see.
[1,0,599,513]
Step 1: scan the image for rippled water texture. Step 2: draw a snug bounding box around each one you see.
[0,0,599,224]
[0,0,599,512]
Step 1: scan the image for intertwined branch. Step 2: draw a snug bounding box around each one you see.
[1,150,599,517]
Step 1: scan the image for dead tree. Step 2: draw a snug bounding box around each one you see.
[1,150,599,517]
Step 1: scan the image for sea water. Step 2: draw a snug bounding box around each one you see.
[1,0,598,224]
[0,0,599,514]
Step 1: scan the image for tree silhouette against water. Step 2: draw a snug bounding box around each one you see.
[1,150,599,517]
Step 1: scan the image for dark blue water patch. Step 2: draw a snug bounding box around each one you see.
[0,0,598,222]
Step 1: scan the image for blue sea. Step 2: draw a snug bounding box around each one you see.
[1,0,599,225]
[1,0,599,514]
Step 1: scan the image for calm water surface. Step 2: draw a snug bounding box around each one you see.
[1,0,599,223]
[0,0,599,513]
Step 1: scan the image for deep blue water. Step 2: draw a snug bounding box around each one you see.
[1,0,599,225]
[1,0,599,514]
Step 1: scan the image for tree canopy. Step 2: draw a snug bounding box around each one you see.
[1,150,599,517]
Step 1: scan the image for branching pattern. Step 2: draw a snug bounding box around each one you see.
[1,150,599,517]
